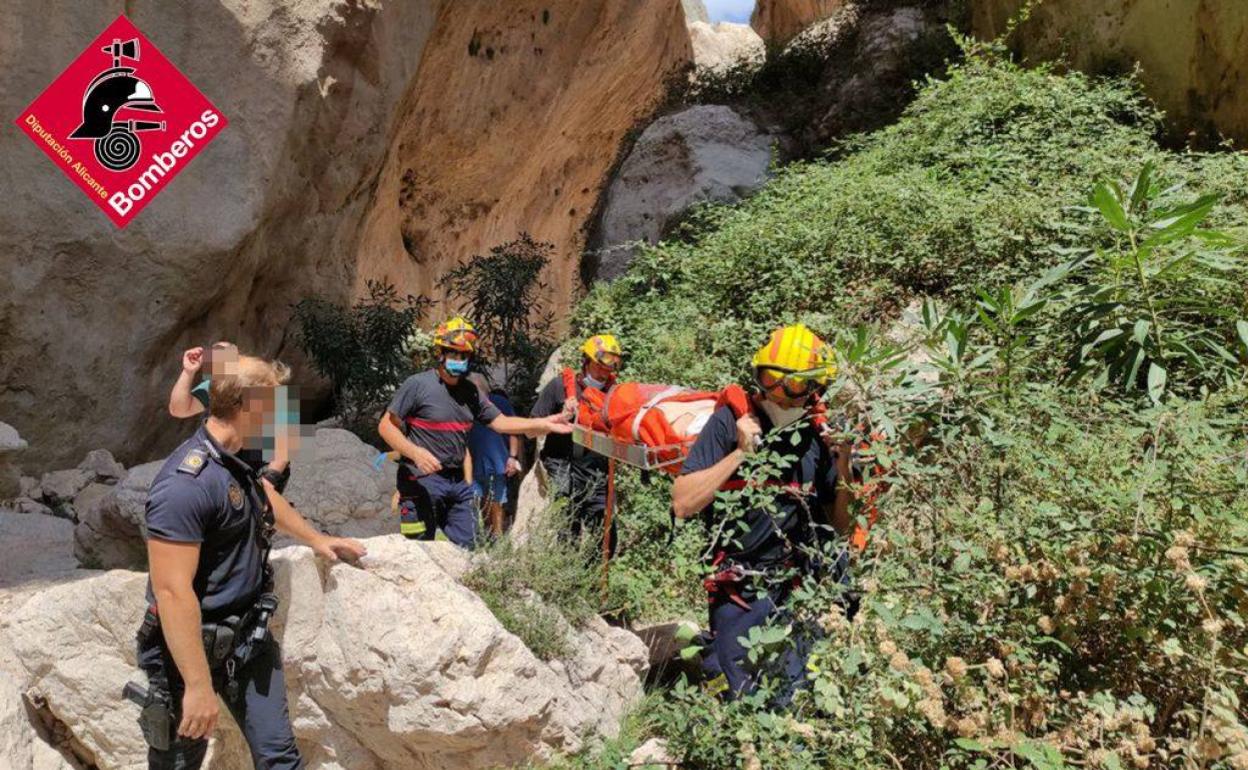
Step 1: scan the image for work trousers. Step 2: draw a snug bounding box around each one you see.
[139,640,301,770]
[397,469,479,549]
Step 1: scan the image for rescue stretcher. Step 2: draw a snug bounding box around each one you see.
[566,382,754,596]
[567,380,888,598]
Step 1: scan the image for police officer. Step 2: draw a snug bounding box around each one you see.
[671,324,853,700]
[529,334,623,552]
[167,341,293,493]
[378,316,572,548]
[137,355,367,769]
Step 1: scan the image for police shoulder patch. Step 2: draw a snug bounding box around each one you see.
[227,482,244,510]
[177,449,208,476]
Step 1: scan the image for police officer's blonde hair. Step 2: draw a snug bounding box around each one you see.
[209,355,291,419]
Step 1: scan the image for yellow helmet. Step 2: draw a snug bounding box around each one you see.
[433,316,478,354]
[580,334,623,371]
[751,324,836,390]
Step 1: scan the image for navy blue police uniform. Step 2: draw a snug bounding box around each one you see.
[136,423,301,770]
[679,405,848,701]
[388,369,501,549]
[530,374,615,554]
[190,381,291,494]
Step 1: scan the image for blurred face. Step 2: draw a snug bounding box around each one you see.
[236,385,278,442]
[207,343,239,378]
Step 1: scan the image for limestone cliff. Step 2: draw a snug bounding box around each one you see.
[0,0,438,469]
[751,0,846,47]
[973,0,1248,147]
[0,0,690,470]
[352,0,691,329]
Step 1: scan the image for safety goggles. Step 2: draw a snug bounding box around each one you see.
[593,352,622,372]
[755,367,819,399]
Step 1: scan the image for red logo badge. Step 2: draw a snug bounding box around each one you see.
[13,15,227,228]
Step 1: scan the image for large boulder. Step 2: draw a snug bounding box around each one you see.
[0,537,649,770]
[280,427,399,541]
[802,4,954,148]
[688,21,765,74]
[72,460,161,570]
[73,429,400,569]
[591,105,773,281]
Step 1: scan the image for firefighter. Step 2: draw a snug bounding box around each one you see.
[378,317,572,548]
[529,334,623,553]
[671,324,853,700]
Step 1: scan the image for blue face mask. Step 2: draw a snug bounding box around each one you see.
[582,373,606,390]
[444,358,470,377]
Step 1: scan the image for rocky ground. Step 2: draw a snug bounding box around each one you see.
[0,416,651,770]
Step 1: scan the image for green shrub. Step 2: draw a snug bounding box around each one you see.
[563,50,1248,770]
[292,280,431,439]
[463,503,601,661]
[441,234,557,411]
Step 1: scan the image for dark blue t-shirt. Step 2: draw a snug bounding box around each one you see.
[681,406,839,568]
[143,424,269,621]
[387,369,501,477]
[468,392,516,477]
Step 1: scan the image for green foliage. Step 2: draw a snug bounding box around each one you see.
[562,52,1248,770]
[573,55,1189,391]
[1060,162,1247,402]
[463,503,600,661]
[441,234,557,410]
[292,280,431,437]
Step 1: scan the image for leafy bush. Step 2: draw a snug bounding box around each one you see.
[441,234,557,411]
[292,280,431,438]
[1059,162,1247,401]
[463,503,601,661]
[559,50,1248,770]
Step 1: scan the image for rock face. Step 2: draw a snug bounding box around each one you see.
[806,5,953,146]
[591,105,773,281]
[689,21,765,73]
[973,0,1248,147]
[0,537,648,770]
[972,0,1248,147]
[0,671,75,770]
[0,0,696,474]
[354,0,692,341]
[72,460,161,570]
[682,0,710,24]
[73,428,398,569]
[752,0,846,46]
[0,0,439,472]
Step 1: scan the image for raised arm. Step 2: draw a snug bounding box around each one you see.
[169,347,207,418]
